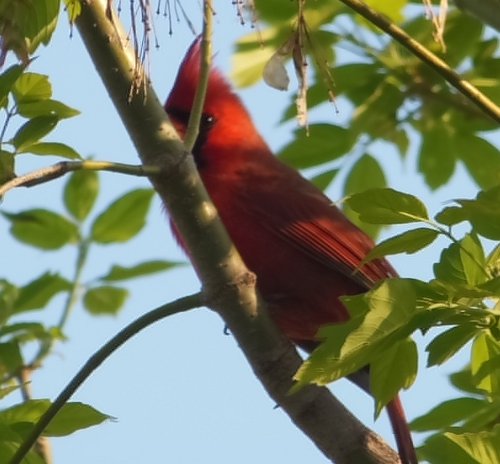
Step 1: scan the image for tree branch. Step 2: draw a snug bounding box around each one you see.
[10,293,203,464]
[0,160,158,198]
[339,0,500,123]
[35,1,404,463]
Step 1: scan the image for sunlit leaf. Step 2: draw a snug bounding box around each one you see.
[100,260,183,282]
[64,170,99,221]
[278,124,354,169]
[44,403,111,436]
[12,116,59,152]
[346,188,429,224]
[18,142,81,159]
[2,209,79,250]
[426,325,480,367]
[14,272,71,313]
[13,73,52,103]
[91,189,154,244]
[17,99,80,119]
[364,228,438,262]
[411,398,489,432]
[370,338,417,416]
[83,286,128,315]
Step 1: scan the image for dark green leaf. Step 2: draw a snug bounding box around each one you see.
[14,272,71,313]
[364,228,438,262]
[0,322,60,344]
[370,338,417,416]
[0,342,23,377]
[0,149,15,183]
[91,189,154,244]
[410,398,489,432]
[18,142,81,159]
[426,325,480,367]
[44,403,111,436]
[0,280,19,324]
[457,136,500,190]
[13,73,52,103]
[309,169,339,191]
[100,260,183,282]
[64,170,99,221]
[0,65,24,104]
[12,116,59,152]
[459,187,500,240]
[433,241,468,288]
[83,286,128,315]
[278,124,354,169]
[17,99,80,119]
[435,205,468,226]
[2,209,79,250]
[418,125,456,190]
[345,188,429,224]
[449,367,484,395]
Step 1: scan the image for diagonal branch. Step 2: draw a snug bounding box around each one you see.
[339,0,500,123]
[10,293,203,464]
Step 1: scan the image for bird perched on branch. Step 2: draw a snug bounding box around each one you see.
[165,38,417,464]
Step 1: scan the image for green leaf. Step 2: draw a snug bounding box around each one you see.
[460,187,500,240]
[0,280,19,324]
[0,64,25,105]
[294,279,419,389]
[343,154,387,238]
[2,209,79,250]
[100,260,183,282]
[471,331,500,396]
[0,149,15,183]
[410,398,489,432]
[0,342,23,377]
[370,338,417,416]
[91,189,154,244]
[0,322,60,344]
[18,142,81,159]
[13,73,52,103]
[435,205,468,226]
[364,228,438,262]
[83,286,128,315]
[460,233,486,286]
[64,170,99,221]
[17,99,80,119]
[433,241,468,288]
[278,124,354,169]
[44,402,111,436]
[12,116,59,151]
[426,325,480,367]
[345,188,429,224]
[0,400,109,437]
[309,168,339,191]
[14,272,71,313]
[418,125,456,190]
[457,136,500,190]
[420,426,500,464]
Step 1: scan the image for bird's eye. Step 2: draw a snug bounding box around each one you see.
[203,113,216,127]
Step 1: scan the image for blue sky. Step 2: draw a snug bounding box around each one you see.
[1,3,493,463]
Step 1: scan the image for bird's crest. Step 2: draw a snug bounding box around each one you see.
[165,37,234,114]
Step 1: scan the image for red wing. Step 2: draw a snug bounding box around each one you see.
[241,173,397,290]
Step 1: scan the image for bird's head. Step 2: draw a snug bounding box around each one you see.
[165,38,266,166]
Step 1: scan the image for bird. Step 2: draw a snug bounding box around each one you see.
[164,37,418,464]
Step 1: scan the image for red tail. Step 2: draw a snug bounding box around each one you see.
[387,396,418,464]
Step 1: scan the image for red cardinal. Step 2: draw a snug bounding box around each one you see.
[165,39,417,464]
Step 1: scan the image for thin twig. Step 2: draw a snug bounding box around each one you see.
[9,293,203,464]
[0,160,160,198]
[338,0,500,123]
[183,0,213,151]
